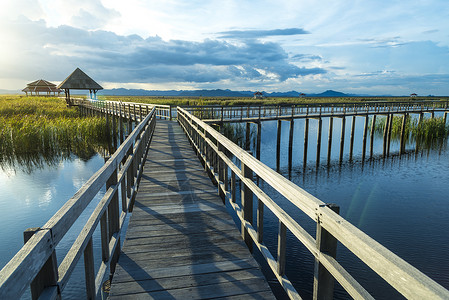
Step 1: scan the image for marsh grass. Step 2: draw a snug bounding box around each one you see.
[372,115,449,148]
[0,96,113,171]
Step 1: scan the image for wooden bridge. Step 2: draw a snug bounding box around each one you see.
[1,100,449,300]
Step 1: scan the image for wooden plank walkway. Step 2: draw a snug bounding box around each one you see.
[109,119,275,299]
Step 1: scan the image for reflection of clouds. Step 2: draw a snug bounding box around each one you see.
[39,187,55,208]
[0,155,104,211]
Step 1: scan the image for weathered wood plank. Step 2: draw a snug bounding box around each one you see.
[110,277,272,300]
[109,119,274,300]
[110,269,266,297]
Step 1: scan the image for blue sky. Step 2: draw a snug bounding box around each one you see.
[0,0,448,95]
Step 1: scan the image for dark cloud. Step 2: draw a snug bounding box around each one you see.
[422,29,439,35]
[291,54,323,62]
[2,18,325,85]
[217,28,309,39]
[358,37,408,48]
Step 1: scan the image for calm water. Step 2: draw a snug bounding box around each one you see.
[228,115,449,299]
[0,155,106,299]
[2,114,448,299]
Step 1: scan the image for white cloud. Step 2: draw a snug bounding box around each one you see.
[0,0,448,95]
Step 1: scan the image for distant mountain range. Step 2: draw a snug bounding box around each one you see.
[96,88,371,97]
[0,87,389,97]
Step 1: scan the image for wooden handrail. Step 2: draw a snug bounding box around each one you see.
[73,98,172,120]
[183,100,449,123]
[0,105,157,299]
[177,106,449,299]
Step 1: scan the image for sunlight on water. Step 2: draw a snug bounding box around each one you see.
[0,154,105,299]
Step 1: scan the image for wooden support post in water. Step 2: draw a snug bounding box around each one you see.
[382,114,390,158]
[444,112,448,125]
[327,117,333,165]
[112,103,117,149]
[362,115,369,161]
[349,115,356,161]
[23,228,59,300]
[245,122,251,151]
[276,119,282,171]
[400,113,408,155]
[313,204,340,300]
[288,119,294,173]
[339,117,346,163]
[256,122,261,160]
[369,115,376,159]
[316,118,322,168]
[386,113,393,157]
[119,103,124,144]
[241,162,253,253]
[304,118,309,169]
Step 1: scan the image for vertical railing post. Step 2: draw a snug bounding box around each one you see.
[313,204,340,300]
[107,166,120,274]
[277,221,287,276]
[23,228,59,300]
[218,142,225,203]
[83,237,95,300]
[241,160,253,252]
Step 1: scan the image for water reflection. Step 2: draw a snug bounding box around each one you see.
[222,118,449,299]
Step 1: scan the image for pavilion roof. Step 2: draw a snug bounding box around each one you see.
[22,79,63,93]
[57,68,103,90]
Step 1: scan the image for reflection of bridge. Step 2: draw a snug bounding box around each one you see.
[1,100,448,300]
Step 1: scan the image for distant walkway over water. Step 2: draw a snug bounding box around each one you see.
[109,120,274,299]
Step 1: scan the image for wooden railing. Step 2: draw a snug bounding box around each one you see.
[183,100,449,123]
[0,106,157,299]
[73,98,172,120]
[177,106,449,299]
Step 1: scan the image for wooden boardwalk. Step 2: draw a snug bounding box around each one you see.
[109,120,275,299]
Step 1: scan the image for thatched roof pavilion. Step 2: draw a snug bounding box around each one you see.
[22,79,63,96]
[58,68,103,106]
